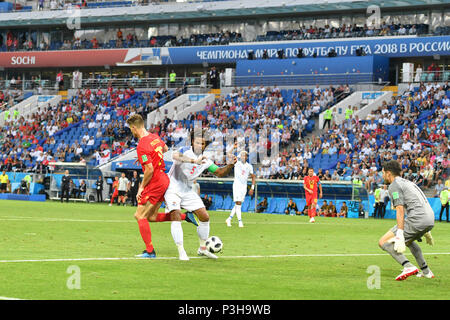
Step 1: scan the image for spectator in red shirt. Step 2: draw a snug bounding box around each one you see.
[6,38,12,51]
[91,37,99,49]
[100,140,109,150]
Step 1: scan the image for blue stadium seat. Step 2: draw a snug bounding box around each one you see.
[222,195,233,210]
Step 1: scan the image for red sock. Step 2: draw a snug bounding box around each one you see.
[137,219,153,252]
[154,213,186,222]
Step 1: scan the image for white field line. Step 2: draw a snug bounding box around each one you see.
[1,252,450,264]
[0,216,363,225]
[0,296,25,300]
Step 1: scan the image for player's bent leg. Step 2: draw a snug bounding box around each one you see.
[226,204,236,227]
[407,241,434,279]
[235,201,244,227]
[378,230,395,248]
[194,207,218,259]
[379,230,418,280]
[169,209,189,261]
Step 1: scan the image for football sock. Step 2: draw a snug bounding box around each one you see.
[155,213,186,222]
[137,219,153,253]
[407,241,430,274]
[228,206,236,220]
[311,206,317,218]
[197,221,210,248]
[381,242,413,268]
[235,204,242,222]
[171,221,184,246]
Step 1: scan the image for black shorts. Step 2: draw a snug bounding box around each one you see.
[0,183,7,191]
[118,190,127,197]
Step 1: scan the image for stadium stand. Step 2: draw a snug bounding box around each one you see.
[0,85,178,171]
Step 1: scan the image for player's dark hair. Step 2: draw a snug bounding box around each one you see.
[190,128,212,150]
[382,160,402,177]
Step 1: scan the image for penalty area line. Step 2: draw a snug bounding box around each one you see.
[1,252,450,263]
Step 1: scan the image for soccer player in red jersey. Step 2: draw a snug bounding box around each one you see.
[304,168,323,223]
[109,176,119,206]
[126,114,198,258]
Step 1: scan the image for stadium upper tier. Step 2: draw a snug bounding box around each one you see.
[0,0,447,27]
[3,23,445,52]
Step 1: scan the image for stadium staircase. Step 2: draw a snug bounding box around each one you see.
[318,90,393,129]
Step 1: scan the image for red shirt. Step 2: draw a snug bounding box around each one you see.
[112,180,119,190]
[304,175,320,197]
[136,133,167,184]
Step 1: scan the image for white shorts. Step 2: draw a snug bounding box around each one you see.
[164,188,205,212]
[233,183,247,202]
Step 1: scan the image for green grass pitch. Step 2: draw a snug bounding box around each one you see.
[0,200,449,300]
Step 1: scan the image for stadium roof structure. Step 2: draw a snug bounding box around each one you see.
[0,0,447,28]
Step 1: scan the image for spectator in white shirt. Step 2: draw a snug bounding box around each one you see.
[87,137,95,146]
[88,120,95,129]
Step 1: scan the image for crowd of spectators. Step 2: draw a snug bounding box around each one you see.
[142,80,448,193]
[256,22,431,43]
[254,81,449,192]
[2,20,444,53]
[147,83,345,157]
[0,88,25,112]
[0,84,149,173]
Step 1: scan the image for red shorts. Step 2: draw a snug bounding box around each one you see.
[138,174,170,206]
[112,189,119,198]
[305,194,318,206]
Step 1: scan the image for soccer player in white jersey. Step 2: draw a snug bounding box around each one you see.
[226,151,256,228]
[165,130,237,260]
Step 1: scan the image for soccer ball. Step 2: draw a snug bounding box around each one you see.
[205,236,223,253]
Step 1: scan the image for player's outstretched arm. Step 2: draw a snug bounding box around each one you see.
[249,173,256,196]
[211,156,237,178]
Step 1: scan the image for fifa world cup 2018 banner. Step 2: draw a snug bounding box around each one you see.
[179,36,450,64]
[0,36,448,68]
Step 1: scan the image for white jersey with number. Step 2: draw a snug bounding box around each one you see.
[233,160,253,202]
[234,161,253,186]
[165,146,214,212]
[167,146,214,193]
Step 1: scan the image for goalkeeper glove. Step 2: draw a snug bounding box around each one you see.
[424,231,434,246]
[393,229,406,253]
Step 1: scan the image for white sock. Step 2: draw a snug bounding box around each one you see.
[171,221,184,246]
[228,206,236,220]
[197,221,210,248]
[236,204,242,222]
